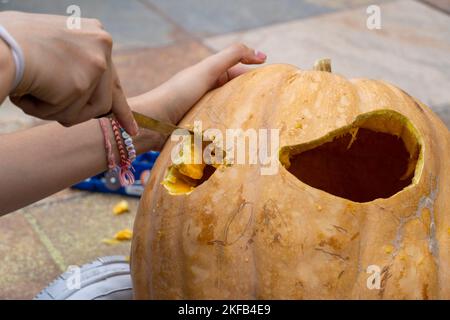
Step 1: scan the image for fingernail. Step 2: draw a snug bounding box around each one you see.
[255,50,267,60]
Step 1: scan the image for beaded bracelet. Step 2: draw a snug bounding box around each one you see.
[120,127,137,162]
[110,119,135,186]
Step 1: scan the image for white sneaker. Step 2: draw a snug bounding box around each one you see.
[34,256,133,300]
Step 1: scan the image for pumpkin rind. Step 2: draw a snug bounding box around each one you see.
[131,64,450,299]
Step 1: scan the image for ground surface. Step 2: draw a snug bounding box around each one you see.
[0,0,449,299]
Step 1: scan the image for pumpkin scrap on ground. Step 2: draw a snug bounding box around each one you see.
[101,238,120,245]
[131,60,450,299]
[102,228,133,245]
[113,200,130,215]
[114,228,133,241]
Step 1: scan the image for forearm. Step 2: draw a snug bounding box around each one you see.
[0,92,169,215]
[0,36,15,103]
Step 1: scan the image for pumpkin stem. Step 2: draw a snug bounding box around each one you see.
[313,58,332,72]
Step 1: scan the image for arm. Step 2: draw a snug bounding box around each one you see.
[0,44,266,215]
[0,93,163,215]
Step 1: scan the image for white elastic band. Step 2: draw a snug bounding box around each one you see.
[0,24,25,92]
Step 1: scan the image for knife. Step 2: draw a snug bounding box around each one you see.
[132,111,226,160]
[132,111,193,135]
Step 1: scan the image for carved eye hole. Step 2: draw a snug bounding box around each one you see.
[279,110,422,203]
[162,138,219,195]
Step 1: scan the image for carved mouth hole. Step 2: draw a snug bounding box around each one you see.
[279,110,422,203]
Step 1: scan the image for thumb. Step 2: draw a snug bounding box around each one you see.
[110,65,138,136]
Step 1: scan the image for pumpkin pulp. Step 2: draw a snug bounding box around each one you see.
[162,137,219,195]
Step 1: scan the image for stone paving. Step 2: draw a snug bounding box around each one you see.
[0,0,449,299]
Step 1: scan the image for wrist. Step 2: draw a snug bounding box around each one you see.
[128,87,177,123]
[0,12,31,96]
[129,86,183,125]
[0,36,16,94]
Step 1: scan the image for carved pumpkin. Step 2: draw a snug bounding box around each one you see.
[131,61,450,299]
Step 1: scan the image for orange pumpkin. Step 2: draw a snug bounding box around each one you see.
[131,60,450,299]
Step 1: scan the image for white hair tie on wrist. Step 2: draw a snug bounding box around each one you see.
[0,24,25,93]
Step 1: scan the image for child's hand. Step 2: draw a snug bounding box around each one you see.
[163,43,266,123]
[132,43,266,124]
